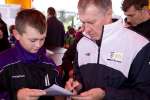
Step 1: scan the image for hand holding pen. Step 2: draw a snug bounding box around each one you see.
[65,78,82,95]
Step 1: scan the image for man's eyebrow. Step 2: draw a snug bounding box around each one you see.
[82,19,96,24]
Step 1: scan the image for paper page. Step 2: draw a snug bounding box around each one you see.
[44,84,73,96]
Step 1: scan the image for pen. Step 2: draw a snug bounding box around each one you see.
[71,73,82,94]
[71,73,76,93]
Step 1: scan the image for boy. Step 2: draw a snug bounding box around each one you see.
[0,9,61,100]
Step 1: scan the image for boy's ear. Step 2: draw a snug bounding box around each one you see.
[13,29,20,40]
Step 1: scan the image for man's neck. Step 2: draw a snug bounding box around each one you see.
[138,12,150,25]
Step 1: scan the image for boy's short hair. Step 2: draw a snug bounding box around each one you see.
[15,9,47,35]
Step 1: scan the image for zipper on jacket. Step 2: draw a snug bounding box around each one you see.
[96,26,104,64]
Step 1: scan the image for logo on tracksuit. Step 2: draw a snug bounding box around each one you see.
[107,52,123,63]
[45,74,50,86]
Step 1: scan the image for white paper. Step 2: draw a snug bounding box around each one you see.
[44,84,73,96]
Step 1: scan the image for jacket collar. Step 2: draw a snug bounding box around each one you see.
[103,17,123,40]
[15,41,46,63]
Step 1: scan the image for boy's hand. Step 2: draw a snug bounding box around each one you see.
[17,88,46,100]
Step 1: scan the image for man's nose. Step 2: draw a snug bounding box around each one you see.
[126,17,131,23]
[83,24,91,33]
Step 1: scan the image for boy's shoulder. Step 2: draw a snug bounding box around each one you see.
[0,47,18,69]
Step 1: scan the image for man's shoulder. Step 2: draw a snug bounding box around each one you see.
[47,17,64,27]
[122,27,149,42]
[137,19,150,27]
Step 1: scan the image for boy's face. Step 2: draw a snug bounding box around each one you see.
[15,25,46,53]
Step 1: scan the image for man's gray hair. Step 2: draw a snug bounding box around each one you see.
[78,0,112,12]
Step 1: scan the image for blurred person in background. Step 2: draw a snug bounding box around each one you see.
[44,7,65,49]
[8,25,16,47]
[64,26,76,49]
[0,13,9,39]
[0,23,11,52]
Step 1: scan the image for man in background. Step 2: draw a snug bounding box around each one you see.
[122,0,150,40]
[44,7,65,49]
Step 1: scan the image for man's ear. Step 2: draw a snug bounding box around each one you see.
[142,7,150,14]
[13,29,20,40]
[141,8,150,18]
[107,8,112,16]
[105,8,112,23]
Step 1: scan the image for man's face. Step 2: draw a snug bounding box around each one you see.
[15,26,46,53]
[78,5,108,41]
[124,6,144,26]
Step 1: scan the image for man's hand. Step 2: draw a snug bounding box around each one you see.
[65,78,82,95]
[72,88,105,100]
[17,88,46,100]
